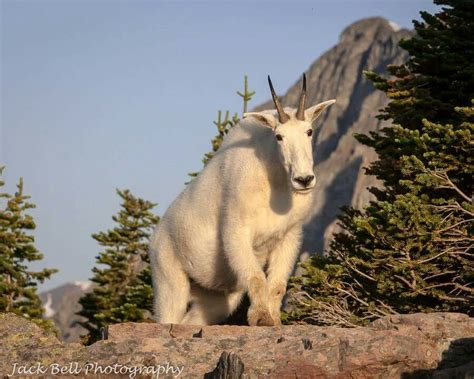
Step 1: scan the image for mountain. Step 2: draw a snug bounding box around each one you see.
[39,281,93,342]
[40,17,411,339]
[255,17,411,257]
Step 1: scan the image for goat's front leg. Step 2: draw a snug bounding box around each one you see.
[223,227,274,326]
[266,228,302,325]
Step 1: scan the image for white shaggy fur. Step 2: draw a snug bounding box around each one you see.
[149,98,336,326]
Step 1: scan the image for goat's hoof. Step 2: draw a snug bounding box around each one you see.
[272,316,282,326]
[248,308,274,326]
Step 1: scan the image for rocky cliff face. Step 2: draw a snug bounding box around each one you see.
[1,312,473,378]
[255,17,411,255]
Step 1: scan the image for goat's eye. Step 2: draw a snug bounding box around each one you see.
[306,129,313,137]
[276,134,283,141]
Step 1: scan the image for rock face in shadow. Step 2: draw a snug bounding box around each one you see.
[255,17,411,255]
[1,312,473,378]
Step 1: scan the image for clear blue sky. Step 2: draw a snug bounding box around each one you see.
[1,0,440,291]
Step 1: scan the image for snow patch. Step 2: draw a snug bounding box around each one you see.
[388,20,401,32]
[43,293,55,318]
[74,280,93,291]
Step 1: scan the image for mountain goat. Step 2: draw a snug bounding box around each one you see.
[149,75,335,326]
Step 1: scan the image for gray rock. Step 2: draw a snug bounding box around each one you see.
[204,351,245,379]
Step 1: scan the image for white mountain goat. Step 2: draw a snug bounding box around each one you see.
[149,75,335,326]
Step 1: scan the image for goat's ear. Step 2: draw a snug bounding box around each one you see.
[243,112,277,129]
[305,99,336,123]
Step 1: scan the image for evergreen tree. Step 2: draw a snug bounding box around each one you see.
[0,167,57,330]
[78,189,159,343]
[188,75,255,179]
[287,0,473,326]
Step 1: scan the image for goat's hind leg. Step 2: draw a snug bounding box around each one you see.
[181,285,244,325]
[150,238,190,324]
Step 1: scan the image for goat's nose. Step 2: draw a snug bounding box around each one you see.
[294,175,315,187]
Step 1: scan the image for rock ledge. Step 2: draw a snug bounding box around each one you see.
[1,312,473,378]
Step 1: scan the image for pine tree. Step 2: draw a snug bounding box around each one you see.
[188,75,255,179]
[0,167,57,330]
[287,0,473,326]
[78,189,159,343]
